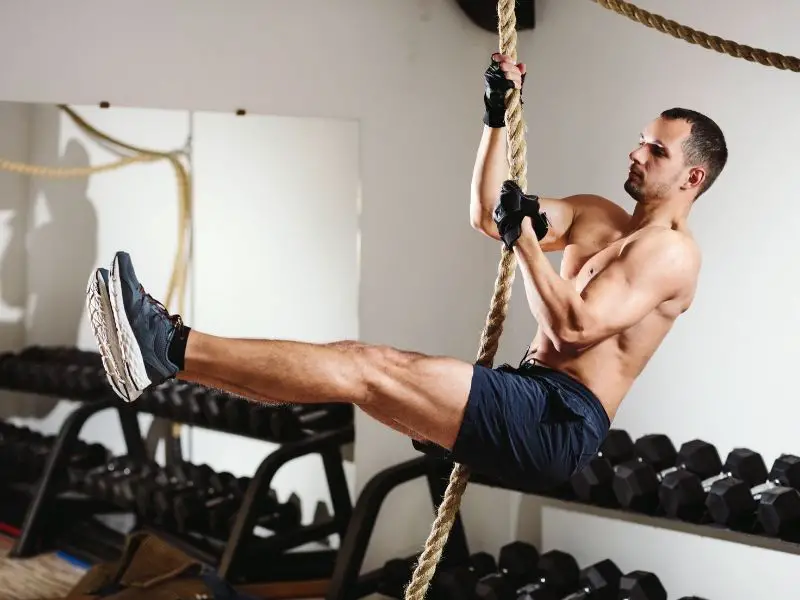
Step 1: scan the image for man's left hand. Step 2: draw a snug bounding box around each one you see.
[493,179,549,250]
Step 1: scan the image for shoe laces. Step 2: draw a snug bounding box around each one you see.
[140,285,184,330]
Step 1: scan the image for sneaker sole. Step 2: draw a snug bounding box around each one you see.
[85,269,133,402]
[109,253,153,392]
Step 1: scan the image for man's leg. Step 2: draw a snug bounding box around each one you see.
[183,362,428,441]
[102,251,472,450]
[183,332,469,448]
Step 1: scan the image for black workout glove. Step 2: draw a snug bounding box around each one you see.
[493,180,549,249]
[483,59,525,128]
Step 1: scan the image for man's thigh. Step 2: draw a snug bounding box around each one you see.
[360,346,474,451]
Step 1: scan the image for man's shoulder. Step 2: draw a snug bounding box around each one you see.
[561,194,631,234]
[630,227,702,278]
[564,193,629,216]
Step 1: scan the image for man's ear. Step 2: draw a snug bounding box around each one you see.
[684,166,706,191]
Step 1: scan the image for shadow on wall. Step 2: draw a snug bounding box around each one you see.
[0,105,99,420]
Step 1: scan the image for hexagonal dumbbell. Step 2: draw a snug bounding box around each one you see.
[570,429,637,507]
[706,453,800,540]
[561,558,622,599]
[658,447,768,522]
[618,570,666,600]
[475,541,540,600]
[613,437,722,514]
[516,549,580,599]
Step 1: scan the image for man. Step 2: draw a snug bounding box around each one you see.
[85,54,727,490]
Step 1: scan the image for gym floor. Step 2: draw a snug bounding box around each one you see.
[0,532,86,599]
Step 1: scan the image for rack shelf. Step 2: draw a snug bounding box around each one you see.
[0,346,355,584]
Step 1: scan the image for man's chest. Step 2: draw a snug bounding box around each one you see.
[560,232,631,292]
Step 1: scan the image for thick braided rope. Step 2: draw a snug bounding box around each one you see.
[591,0,800,72]
[0,154,159,177]
[402,1,525,598]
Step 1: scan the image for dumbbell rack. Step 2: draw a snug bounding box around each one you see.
[0,347,355,584]
[322,445,800,599]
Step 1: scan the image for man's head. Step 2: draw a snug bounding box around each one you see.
[625,108,728,204]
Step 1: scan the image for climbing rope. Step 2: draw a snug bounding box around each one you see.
[402,3,525,597]
[0,105,192,315]
[591,0,800,72]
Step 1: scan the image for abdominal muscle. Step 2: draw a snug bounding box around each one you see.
[526,312,674,423]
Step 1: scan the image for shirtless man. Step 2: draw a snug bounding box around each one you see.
[85,54,727,491]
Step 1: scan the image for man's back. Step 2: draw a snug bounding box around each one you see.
[524,195,701,420]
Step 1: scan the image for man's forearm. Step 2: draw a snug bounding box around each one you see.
[514,229,588,347]
[470,126,508,229]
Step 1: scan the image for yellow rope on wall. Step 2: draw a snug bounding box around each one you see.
[591,0,800,72]
[0,105,192,315]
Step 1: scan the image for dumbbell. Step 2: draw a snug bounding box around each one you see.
[95,459,161,503]
[147,380,206,424]
[107,461,164,509]
[18,345,101,366]
[206,485,303,539]
[618,571,666,600]
[515,550,580,599]
[570,429,637,506]
[57,362,108,397]
[80,456,142,497]
[658,447,768,522]
[253,490,304,534]
[706,453,800,538]
[150,463,216,526]
[430,551,497,600]
[200,390,229,428]
[474,541,540,600]
[135,462,204,519]
[613,438,722,513]
[561,559,622,599]
[269,404,353,441]
[376,555,417,599]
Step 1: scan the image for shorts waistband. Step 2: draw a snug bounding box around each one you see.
[507,360,610,430]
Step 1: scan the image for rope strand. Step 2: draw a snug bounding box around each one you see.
[403,2,525,597]
[591,0,800,72]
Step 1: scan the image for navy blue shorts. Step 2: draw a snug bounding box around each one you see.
[417,362,610,492]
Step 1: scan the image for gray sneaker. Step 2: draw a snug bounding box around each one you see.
[108,251,183,394]
[85,267,139,402]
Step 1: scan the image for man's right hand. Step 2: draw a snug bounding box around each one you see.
[483,53,526,128]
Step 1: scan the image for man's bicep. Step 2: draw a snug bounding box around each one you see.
[537,196,578,251]
[580,235,696,335]
[538,194,623,251]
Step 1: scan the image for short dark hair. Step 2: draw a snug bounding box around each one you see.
[660,107,728,198]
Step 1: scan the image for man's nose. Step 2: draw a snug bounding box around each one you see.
[629,147,645,163]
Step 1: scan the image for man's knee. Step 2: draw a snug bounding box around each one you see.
[355,344,431,405]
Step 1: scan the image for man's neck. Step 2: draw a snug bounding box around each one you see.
[627,196,692,233]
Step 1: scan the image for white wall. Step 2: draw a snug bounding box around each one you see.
[0,102,30,354]
[2,0,796,597]
[188,110,361,524]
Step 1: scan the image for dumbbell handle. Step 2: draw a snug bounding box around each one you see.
[750,479,782,499]
[562,586,596,599]
[700,470,736,491]
[655,462,694,481]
